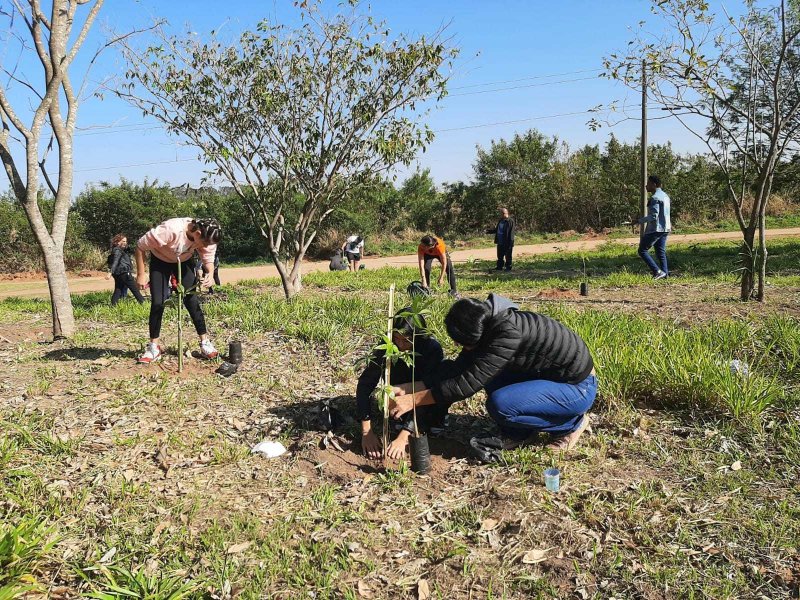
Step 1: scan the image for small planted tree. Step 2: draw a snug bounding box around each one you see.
[373,287,434,472]
[118,2,457,299]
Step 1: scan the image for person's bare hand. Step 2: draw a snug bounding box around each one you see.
[137,274,148,290]
[438,275,445,286]
[105,274,111,280]
[361,430,382,460]
[386,435,408,459]
[389,393,414,419]
[200,272,214,288]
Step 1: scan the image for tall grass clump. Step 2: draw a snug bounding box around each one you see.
[544,306,784,420]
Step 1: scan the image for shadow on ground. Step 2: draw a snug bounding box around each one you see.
[42,346,138,361]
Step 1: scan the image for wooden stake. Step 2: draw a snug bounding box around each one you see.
[383,284,395,457]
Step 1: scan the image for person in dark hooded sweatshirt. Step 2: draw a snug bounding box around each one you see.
[356,309,446,460]
[389,294,596,462]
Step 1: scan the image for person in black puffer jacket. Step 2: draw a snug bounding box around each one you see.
[107,234,145,306]
[389,294,597,462]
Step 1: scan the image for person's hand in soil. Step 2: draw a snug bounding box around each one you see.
[387,429,410,459]
[361,429,382,460]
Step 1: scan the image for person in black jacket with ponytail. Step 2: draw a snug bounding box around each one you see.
[107,234,145,306]
[389,294,596,462]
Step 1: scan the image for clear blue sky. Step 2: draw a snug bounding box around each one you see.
[5,0,726,195]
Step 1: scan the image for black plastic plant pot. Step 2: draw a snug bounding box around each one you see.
[228,341,243,364]
[409,433,432,474]
[580,282,589,297]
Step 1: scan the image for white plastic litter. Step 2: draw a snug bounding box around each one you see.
[729,359,750,378]
[251,440,287,458]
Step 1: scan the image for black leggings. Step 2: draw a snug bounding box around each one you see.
[111,273,144,306]
[424,253,457,293]
[148,256,207,339]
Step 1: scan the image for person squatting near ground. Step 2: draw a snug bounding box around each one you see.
[134,217,222,364]
[418,235,459,297]
[492,207,516,271]
[638,175,671,280]
[343,235,365,271]
[389,294,596,463]
[357,310,447,459]
[107,234,145,306]
[329,249,348,271]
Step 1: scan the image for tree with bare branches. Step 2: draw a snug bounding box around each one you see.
[117,3,457,299]
[0,0,109,337]
[605,0,800,301]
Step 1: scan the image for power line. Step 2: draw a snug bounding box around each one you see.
[74,157,197,173]
[446,75,599,98]
[449,68,603,91]
[434,109,596,133]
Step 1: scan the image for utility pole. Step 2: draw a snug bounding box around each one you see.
[640,59,648,239]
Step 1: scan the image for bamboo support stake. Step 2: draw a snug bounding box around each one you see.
[383,284,395,457]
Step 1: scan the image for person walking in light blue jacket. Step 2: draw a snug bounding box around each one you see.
[638,175,671,279]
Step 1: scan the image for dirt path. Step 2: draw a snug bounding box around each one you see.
[3,227,800,299]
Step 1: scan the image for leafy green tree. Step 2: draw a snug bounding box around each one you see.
[118,2,457,298]
[473,129,560,229]
[74,180,185,249]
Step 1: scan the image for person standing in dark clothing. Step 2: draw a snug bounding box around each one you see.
[356,311,446,459]
[107,234,145,306]
[493,208,516,271]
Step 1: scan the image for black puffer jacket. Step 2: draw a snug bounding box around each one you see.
[108,247,133,276]
[425,294,594,405]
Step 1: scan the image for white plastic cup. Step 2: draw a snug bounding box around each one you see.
[543,468,560,493]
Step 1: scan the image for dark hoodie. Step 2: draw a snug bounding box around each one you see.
[424,293,594,405]
[108,246,133,276]
[355,335,444,421]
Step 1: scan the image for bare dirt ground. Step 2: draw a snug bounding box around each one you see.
[4,227,800,299]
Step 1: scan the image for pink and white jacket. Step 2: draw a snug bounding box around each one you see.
[137,218,217,265]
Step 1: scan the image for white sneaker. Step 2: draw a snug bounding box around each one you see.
[653,271,668,280]
[199,339,219,359]
[138,342,163,364]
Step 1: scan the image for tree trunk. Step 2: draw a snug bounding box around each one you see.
[757,212,767,302]
[42,246,75,338]
[739,226,757,301]
[269,247,303,300]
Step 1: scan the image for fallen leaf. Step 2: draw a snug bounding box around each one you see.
[100,547,117,564]
[522,548,553,564]
[417,579,430,600]
[730,460,742,471]
[226,541,252,555]
[480,518,499,531]
[357,580,373,598]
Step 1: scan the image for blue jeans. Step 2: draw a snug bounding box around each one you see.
[638,232,669,275]
[485,372,597,440]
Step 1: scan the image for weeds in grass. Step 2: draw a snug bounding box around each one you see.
[80,565,198,600]
[0,517,56,598]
